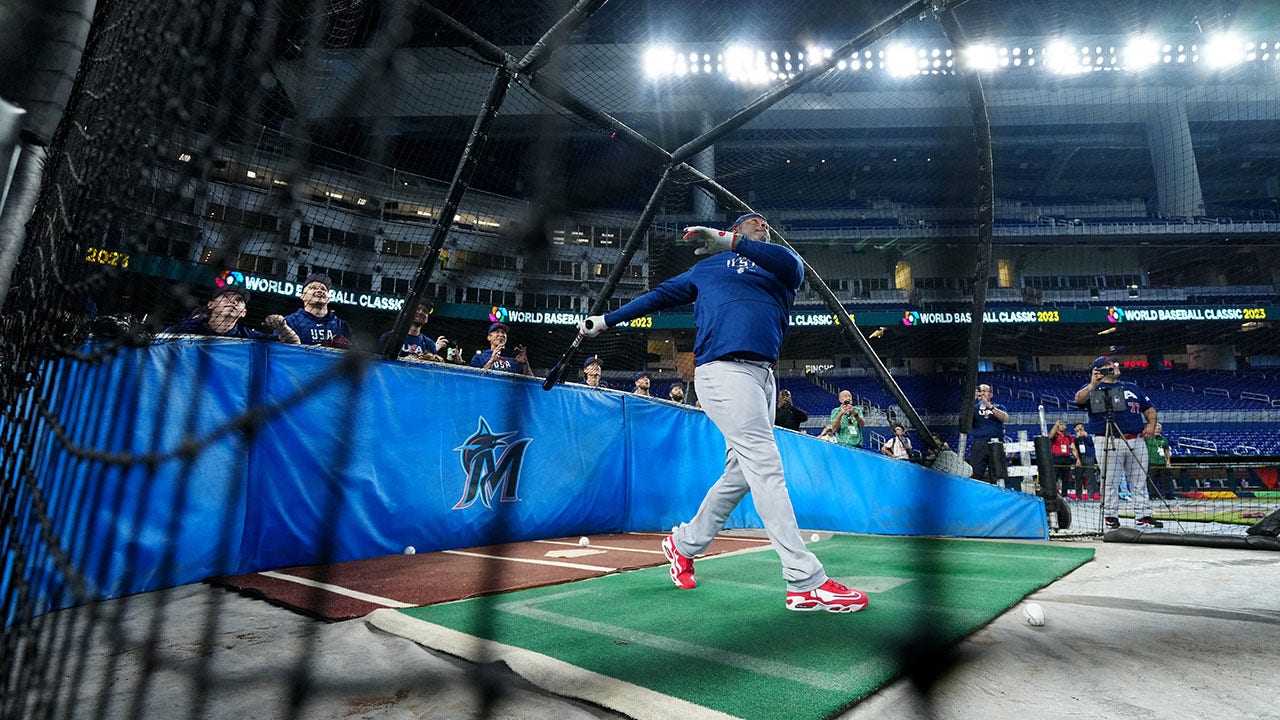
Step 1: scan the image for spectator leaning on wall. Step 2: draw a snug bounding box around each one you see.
[165,285,300,344]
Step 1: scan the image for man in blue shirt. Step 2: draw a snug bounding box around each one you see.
[578,212,867,613]
[284,272,354,347]
[471,322,532,376]
[164,285,299,343]
[581,355,605,388]
[1073,356,1163,529]
[378,299,444,361]
[969,383,1009,485]
[633,370,652,396]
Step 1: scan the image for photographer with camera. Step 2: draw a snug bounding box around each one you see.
[969,383,1009,485]
[825,390,864,447]
[1073,356,1163,529]
[472,322,532,376]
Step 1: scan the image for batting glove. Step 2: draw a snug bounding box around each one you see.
[578,315,608,338]
[682,226,737,256]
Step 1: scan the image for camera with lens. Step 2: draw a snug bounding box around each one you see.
[1088,385,1127,414]
[1099,366,1116,376]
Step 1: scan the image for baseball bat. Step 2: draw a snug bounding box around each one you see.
[541,328,587,391]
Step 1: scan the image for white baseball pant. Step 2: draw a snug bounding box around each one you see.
[670,358,827,592]
[1094,433,1152,519]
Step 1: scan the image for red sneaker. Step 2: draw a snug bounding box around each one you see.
[786,579,869,613]
[661,535,696,589]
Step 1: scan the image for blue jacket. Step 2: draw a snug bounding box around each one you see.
[471,349,527,375]
[285,309,353,346]
[604,238,803,365]
[164,316,275,341]
[1076,381,1154,436]
[378,331,436,358]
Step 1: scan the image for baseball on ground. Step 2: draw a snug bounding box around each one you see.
[1023,602,1046,626]
[578,536,590,547]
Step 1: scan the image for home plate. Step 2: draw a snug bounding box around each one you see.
[544,548,607,558]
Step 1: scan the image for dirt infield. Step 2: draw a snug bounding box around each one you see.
[210,532,773,620]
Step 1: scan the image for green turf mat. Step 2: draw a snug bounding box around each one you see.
[380,535,1093,720]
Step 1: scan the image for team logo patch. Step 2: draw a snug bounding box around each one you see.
[489,306,510,323]
[452,417,531,510]
[216,270,245,288]
[1106,306,1125,323]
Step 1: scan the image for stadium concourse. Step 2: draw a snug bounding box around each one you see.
[56,533,1279,720]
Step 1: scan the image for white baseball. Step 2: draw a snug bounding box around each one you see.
[578,536,590,547]
[403,546,416,555]
[1023,602,1046,626]
[810,533,821,542]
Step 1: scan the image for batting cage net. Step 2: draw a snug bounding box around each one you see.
[2,0,1279,717]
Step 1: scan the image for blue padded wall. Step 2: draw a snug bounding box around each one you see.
[10,341,1047,617]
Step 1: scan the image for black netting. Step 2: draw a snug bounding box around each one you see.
[3,0,1280,716]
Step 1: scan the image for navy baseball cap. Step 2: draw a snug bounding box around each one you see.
[213,285,249,303]
[633,370,650,382]
[583,355,601,369]
[729,212,765,231]
[488,322,509,334]
[1091,356,1112,369]
[303,272,332,290]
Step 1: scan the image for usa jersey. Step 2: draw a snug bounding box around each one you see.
[378,331,436,358]
[970,399,1007,441]
[471,349,526,374]
[284,309,353,346]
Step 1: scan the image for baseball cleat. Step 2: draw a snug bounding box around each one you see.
[662,535,696,589]
[1135,516,1164,529]
[786,579,868,613]
[1103,516,1121,529]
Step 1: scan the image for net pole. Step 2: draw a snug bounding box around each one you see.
[381,67,512,361]
[669,0,933,165]
[0,102,28,310]
[675,165,941,451]
[0,0,96,310]
[415,1,514,68]
[934,6,996,454]
[515,0,611,75]
[542,165,674,390]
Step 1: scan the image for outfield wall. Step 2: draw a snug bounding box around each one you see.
[10,340,1047,618]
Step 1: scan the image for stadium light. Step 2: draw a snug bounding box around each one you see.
[1202,34,1245,68]
[885,44,918,77]
[643,45,675,78]
[1123,37,1161,70]
[725,44,770,84]
[962,44,1000,71]
[1044,40,1081,75]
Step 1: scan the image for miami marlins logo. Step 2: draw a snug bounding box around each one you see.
[452,417,531,510]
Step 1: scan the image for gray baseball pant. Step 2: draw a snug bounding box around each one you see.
[1095,434,1152,519]
[671,358,827,592]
